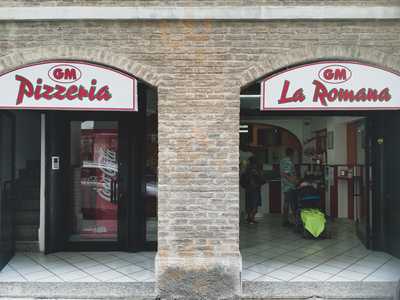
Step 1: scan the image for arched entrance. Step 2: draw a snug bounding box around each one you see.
[239,57,400,282]
[0,54,159,275]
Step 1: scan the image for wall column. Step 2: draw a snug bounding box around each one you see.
[156,80,242,299]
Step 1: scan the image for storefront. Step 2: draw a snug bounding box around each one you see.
[0,2,399,299]
[0,60,158,265]
[239,61,400,281]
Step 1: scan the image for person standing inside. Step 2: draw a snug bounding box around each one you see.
[280,148,298,226]
[241,156,266,224]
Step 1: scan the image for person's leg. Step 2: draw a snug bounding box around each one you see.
[288,189,297,224]
[250,208,258,223]
[282,192,290,226]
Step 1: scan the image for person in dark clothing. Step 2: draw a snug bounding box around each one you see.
[241,156,266,224]
[280,148,298,226]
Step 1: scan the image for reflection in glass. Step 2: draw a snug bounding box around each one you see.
[69,121,119,242]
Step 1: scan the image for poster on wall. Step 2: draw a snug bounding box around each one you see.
[0,60,137,111]
[260,61,400,111]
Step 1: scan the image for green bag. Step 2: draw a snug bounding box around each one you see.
[300,209,326,238]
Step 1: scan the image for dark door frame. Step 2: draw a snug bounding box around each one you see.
[0,111,16,270]
[45,109,147,253]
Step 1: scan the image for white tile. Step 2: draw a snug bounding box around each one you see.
[16,265,47,275]
[313,264,342,275]
[363,272,399,281]
[301,270,333,281]
[335,270,367,281]
[267,269,297,281]
[256,252,279,259]
[254,275,282,282]
[134,259,155,270]
[285,250,308,259]
[108,275,136,282]
[63,255,90,264]
[57,270,88,281]
[248,261,285,274]
[93,270,125,281]
[346,264,377,275]
[83,264,112,275]
[128,270,154,281]
[244,255,268,264]
[71,260,100,269]
[324,259,352,269]
[119,255,148,264]
[24,270,55,281]
[242,270,262,281]
[103,259,132,269]
[274,254,299,264]
[291,275,319,282]
[279,264,309,275]
[35,276,64,282]
[70,276,99,282]
[48,265,79,275]
[328,275,358,282]
[293,259,320,269]
[116,264,145,275]
[334,255,360,263]
[139,252,156,258]
[0,273,26,282]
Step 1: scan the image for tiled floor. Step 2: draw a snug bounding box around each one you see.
[240,214,400,282]
[1,216,399,283]
[0,251,156,282]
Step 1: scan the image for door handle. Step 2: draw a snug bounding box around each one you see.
[111,180,117,204]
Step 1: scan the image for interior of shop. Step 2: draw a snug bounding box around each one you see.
[239,89,400,282]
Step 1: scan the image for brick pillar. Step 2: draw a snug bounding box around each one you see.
[156,81,242,299]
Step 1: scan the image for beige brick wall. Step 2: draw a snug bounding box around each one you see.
[0,19,399,298]
[0,0,399,6]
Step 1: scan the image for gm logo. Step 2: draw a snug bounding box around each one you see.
[48,64,82,84]
[318,65,352,84]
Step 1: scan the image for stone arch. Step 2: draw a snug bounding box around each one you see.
[238,46,400,88]
[0,45,162,87]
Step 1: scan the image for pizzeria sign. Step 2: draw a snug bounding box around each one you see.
[0,60,137,111]
[260,61,400,110]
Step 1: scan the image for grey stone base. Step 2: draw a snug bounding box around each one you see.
[0,282,156,299]
[242,281,399,299]
[155,254,242,299]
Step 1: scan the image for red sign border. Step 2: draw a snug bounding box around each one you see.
[0,59,138,112]
[260,60,400,111]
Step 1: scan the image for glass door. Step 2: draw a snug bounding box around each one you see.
[68,120,119,242]
[46,110,148,253]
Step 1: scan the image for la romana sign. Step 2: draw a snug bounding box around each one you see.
[0,60,137,111]
[260,61,400,111]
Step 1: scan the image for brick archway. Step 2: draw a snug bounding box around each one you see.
[0,45,162,87]
[238,46,400,88]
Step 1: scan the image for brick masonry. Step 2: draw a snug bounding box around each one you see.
[0,13,399,299]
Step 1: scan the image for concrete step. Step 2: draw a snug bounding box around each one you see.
[15,211,39,225]
[242,282,399,300]
[15,225,38,241]
[15,241,39,252]
[0,283,156,299]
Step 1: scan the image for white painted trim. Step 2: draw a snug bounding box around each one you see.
[38,113,45,253]
[0,6,399,21]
